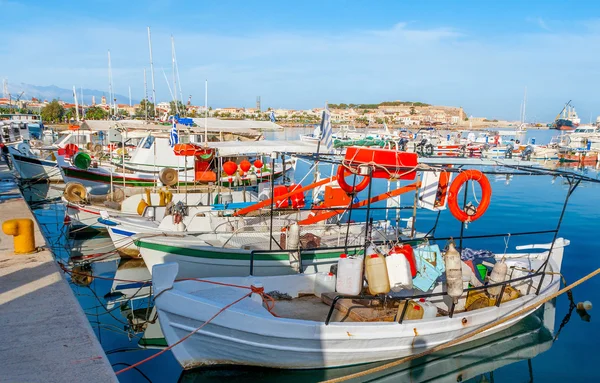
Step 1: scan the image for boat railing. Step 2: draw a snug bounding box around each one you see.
[323,270,546,325]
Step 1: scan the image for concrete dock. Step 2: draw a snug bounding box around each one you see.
[0,159,117,382]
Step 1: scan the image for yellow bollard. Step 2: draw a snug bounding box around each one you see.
[2,219,36,254]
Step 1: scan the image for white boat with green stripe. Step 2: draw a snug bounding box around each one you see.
[135,222,421,279]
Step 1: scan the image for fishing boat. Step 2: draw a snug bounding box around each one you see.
[57,137,303,194]
[180,299,555,381]
[151,237,567,369]
[148,143,596,371]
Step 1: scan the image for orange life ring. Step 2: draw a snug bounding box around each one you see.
[447,170,491,222]
[336,165,370,194]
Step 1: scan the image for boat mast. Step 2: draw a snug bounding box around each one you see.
[172,36,184,113]
[144,68,148,123]
[108,50,113,118]
[73,86,80,122]
[80,86,84,119]
[204,79,208,145]
[128,85,132,107]
[522,86,527,124]
[147,27,158,119]
[171,35,178,115]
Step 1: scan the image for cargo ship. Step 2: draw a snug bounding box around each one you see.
[551,101,579,130]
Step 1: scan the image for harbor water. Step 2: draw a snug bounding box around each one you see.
[21,128,600,382]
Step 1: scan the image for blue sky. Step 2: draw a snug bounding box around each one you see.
[2,0,600,121]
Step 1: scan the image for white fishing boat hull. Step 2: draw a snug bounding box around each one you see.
[152,241,566,369]
[7,149,62,182]
[139,236,340,278]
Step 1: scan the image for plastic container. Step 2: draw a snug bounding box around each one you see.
[444,242,463,304]
[315,272,336,298]
[402,300,424,320]
[365,253,390,295]
[389,244,417,277]
[336,254,363,296]
[416,298,438,319]
[487,260,508,296]
[386,250,413,292]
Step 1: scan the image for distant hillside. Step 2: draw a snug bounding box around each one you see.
[5,82,136,105]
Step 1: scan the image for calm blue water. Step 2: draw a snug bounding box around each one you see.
[23,128,600,382]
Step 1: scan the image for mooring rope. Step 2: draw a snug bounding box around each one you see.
[320,267,600,383]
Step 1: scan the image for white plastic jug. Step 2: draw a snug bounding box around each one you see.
[416,298,438,319]
[315,272,336,298]
[386,251,413,292]
[336,254,363,296]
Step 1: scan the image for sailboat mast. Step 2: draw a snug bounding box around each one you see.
[171,35,178,115]
[144,68,148,122]
[204,79,208,145]
[80,86,84,119]
[522,86,527,123]
[108,50,114,118]
[73,86,80,122]
[147,27,158,119]
[172,36,184,110]
[128,85,132,107]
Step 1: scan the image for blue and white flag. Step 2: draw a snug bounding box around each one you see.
[321,106,333,153]
[269,110,276,122]
[169,119,179,147]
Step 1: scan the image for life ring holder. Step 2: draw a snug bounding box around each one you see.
[447,170,491,222]
[336,165,370,194]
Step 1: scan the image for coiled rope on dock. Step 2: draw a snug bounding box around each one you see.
[320,267,600,383]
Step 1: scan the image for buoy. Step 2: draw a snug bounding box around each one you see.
[254,159,263,169]
[447,169,492,222]
[107,188,125,203]
[159,168,178,186]
[63,182,88,203]
[223,161,238,176]
[2,219,36,254]
[444,242,463,304]
[73,151,92,170]
[240,160,251,173]
[71,265,93,287]
[336,165,370,194]
[487,259,508,296]
[286,223,300,250]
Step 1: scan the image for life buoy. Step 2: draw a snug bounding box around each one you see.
[447,170,491,222]
[336,165,370,194]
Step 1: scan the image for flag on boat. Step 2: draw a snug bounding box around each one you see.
[269,111,276,122]
[169,119,179,147]
[321,106,333,153]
